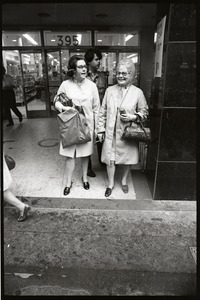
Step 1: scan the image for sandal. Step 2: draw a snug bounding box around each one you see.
[17,205,31,222]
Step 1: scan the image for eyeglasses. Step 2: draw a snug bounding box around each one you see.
[116,72,130,76]
[77,65,87,69]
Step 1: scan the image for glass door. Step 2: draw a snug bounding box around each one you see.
[46,50,62,114]
[2,50,25,119]
[20,51,49,117]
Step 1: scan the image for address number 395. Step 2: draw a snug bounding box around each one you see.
[57,35,79,46]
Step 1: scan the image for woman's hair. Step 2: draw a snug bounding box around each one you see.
[117,58,136,84]
[67,55,86,77]
[84,48,102,64]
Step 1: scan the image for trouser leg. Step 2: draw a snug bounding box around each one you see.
[88,156,92,170]
[97,142,103,164]
[4,103,14,124]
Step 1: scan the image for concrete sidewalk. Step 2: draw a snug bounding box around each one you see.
[3,199,196,296]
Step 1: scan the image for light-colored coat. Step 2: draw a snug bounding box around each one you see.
[97,84,148,165]
[56,78,100,158]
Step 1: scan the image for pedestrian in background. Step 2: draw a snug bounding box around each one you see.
[85,48,108,175]
[54,55,100,196]
[2,66,23,127]
[3,154,31,222]
[97,58,149,197]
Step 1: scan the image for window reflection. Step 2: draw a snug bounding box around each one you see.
[95,31,139,46]
[2,31,41,46]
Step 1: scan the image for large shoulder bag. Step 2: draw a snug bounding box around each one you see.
[121,115,151,143]
[57,108,91,148]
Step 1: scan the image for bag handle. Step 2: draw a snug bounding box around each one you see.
[129,115,149,139]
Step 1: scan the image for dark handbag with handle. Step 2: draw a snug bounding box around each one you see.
[53,92,73,110]
[121,116,151,143]
[5,154,16,170]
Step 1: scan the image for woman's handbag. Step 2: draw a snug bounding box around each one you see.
[57,108,91,148]
[5,154,16,170]
[53,92,73,109]
[121,116,151,143]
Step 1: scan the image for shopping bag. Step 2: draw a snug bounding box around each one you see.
[57,108,91,148]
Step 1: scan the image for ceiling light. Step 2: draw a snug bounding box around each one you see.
[127,54,137,58]
[23,34,38,45]
[12,40,17,42]
[125,35,134,42]
[98,39,102,42]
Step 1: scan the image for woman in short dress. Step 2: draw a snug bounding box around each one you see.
[54,55,100,195]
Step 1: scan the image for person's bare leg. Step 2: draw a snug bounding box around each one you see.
[106,160,115,188]
[81,156,89,182]
[122,165,130,185]
[65,157,75,187]
[4,189,25,212]
[4,189,30,221]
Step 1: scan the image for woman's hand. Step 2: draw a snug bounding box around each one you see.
[120,113,138,122]
[62,106,76,112]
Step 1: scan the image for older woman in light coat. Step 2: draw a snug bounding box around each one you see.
[97,58,148,197]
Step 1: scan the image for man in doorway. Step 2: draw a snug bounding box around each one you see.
[85,48,108,177]
[2,66,23,126]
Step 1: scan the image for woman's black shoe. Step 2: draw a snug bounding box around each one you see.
[63,182,73,195]
[105,187,113,197]
[83,182,90,190]
[82,177,90,190]
[63,187,71,195]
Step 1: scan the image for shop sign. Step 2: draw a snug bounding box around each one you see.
[154,16,166,77]
[56,34,80,46]
[44,32,85,46]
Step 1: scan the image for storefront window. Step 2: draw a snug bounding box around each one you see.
[101,52,116,85]
[95,31,140,46]
[44,31,91,46]
[2,31,41,46]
